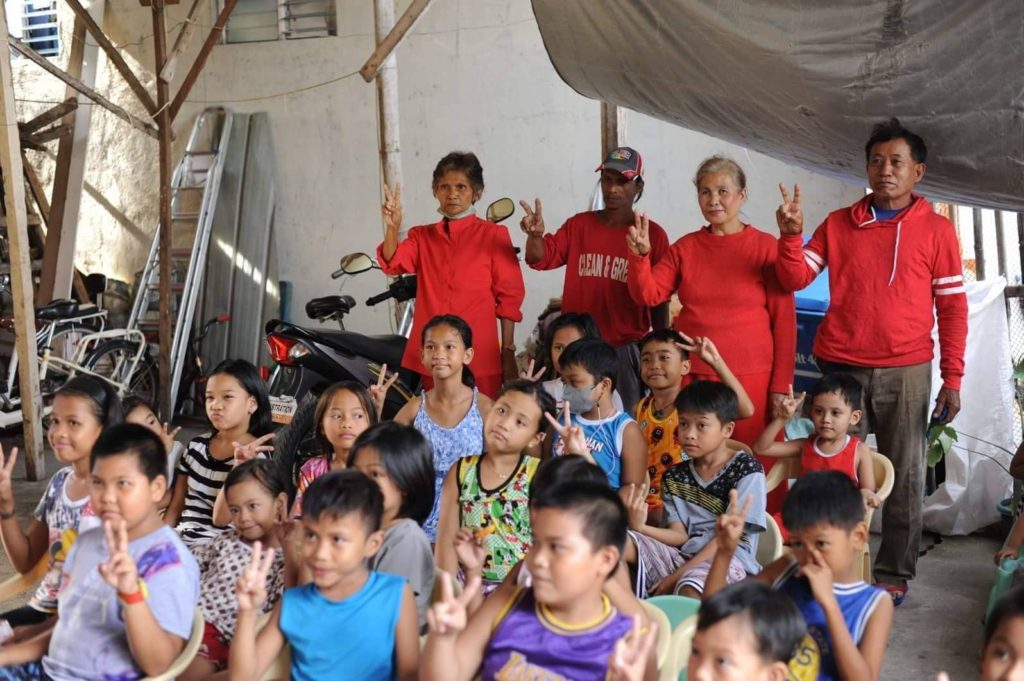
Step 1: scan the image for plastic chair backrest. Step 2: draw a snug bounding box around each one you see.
[143,607,204,681]
[765,456,800,494]
[873,452,894,503]
[646,595,701,630]
[259,644,291,681]
[757,513,784,567]
[0,555,49,602]
[639,600,673,674]
[671,615,697,681]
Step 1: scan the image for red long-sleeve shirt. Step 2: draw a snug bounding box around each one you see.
[775,194,967,390]
[627,225,796,392]
[529,211,670,346]
[376,214,525,377]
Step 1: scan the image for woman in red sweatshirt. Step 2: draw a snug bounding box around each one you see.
[625,156,796,488]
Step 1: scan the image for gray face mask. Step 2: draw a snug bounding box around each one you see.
[563,383,598,414]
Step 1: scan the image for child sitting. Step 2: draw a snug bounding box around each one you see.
[0,423,200,678]
[539,312,625,412]
[977,586,1024,681]
[752,374,880,519]
[291,381,379,517]
[348,422,435,630]
[708,471,893,681]
[636,329,754,526]
[549,338,647,492]
[123,394,183,512]
[422,480,656,681]
[395,314,493,543]
[626,381,766,597]
[435,380,554,593]
[687,581,806,681]
[182,460,287,679]
[230,469,419,680]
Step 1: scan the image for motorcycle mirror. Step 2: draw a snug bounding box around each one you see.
[339,252,375,275]
[486,197,516,224]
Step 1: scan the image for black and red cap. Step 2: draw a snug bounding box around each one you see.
[596,147,643,181]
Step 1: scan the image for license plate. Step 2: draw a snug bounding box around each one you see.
[269,395,298,425]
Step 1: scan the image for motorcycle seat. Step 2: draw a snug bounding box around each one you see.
[36,299,96,321]
[306,295,356,320]
[319,330,406,369]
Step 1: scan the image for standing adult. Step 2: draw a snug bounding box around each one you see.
[521,147,670,412]
[377,151,525,398]
[774,118,968,604]
[625,156,796,479]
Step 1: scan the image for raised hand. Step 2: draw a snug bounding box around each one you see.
[232,433,275,466]
[626,211,651,256]
[544,404,592,461]
[779,384,806,421]
[609,615,658,681]
[161,423,182,453]
[799,546,836,607]
[776,183,804,235]
[426,571,481,637]
[381,183,403,234]
[453,527,487,576]
[236,540,276,612]
[519,199,545,238]
[519,358,547,382]
[715,489,753,556]
[623,483,649,531]
[0,445,18,514]
[98,519,140,595]
[677,335,723,367]
[369,364,399,418]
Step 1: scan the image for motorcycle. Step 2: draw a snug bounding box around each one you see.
[265,197,516,491]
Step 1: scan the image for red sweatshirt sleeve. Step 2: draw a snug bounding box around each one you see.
[763,257,797,394]
[775,226,828,292]
[377,228,420,275]
[626,243,682,307]
[930,222,968,390]
[528,219,572,271]
[490,226,526,322]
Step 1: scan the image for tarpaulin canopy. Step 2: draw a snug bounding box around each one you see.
[531,1,1024,212]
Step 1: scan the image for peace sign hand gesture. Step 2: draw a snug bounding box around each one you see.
[715,488,753,556]
[779,384,806,421]
[627,211,651,256]
[519,199,546,238]
[98,519,140,595]
[518,358,547,383]
[676,335,722,367]
[544,404,593,462]
[161,423,182,454]
[426,571,481,638]
[370,364,399,418]
[0,445,19,514]
[776,183,804,235]
[608,615,658,681]
[232,433,275,466]
[236,540,277,612]
[381,184,403,234]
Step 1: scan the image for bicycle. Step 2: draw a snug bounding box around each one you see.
[175,313,231,416]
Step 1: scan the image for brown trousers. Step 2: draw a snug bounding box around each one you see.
[818,359,932,584]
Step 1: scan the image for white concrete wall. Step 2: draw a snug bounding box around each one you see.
[11,0,864,344]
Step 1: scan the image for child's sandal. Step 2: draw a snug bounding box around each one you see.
[876,581,908,606]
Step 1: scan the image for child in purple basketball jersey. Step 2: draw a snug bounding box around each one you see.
[421,480,658,681]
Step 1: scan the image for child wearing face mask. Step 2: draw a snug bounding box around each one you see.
[547,339,647,494]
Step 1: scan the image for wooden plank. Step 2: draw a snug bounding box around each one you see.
[25,123,74,146]
[359,0,434,82]
[600,101,626,159]
[7,36,159,139]
[0,6,45,480]
[64,0,158,115]
[18,98,77,136]
[153,0,174,418]
[972,207,986,281]
[22,153,51,231]
[159,0,203,83]
[167,0,240,122]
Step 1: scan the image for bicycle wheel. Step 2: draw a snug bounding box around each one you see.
[39,323,93,393]
[83,339,159,405]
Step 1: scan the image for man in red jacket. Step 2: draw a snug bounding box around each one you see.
[773,118,968,605]
[520,147,670,412]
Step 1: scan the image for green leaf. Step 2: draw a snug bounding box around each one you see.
[926,425,958,467]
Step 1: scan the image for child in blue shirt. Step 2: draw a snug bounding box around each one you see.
[0,423,200,680]
[230,469,419,681]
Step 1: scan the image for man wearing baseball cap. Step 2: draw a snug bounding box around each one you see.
[520,146,670,411]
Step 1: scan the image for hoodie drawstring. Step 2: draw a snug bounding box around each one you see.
[888,221,902,287]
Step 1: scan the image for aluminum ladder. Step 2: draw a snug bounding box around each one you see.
[128,107,233,412]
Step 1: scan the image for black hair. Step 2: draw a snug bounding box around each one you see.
[54,376,124,428]
[422,314,476,389]
[675,380,738,423]
[302,469,383,535]
[639,328,690,359]
[781,471,865,532]
[864,117,927,164]
[208,359,273,437]
[90,423,167,482]
[985,585,1024,646]
[543,312,602,374]
[432,151,484,196]
[347,422,435,525]
[814,373,863,411]
[558,338,619,391]
[225,458,285,498]
[697,581,807,664]
[121,394,155,420]
[531,480,627,557]
[497,379,556,432]
[313,381,378,456]
[529,454,608,504]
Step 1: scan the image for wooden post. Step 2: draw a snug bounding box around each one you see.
[152,0,174,418]
[0,8,45,480]
[160,0,204,83]
[994,210,1008,278]
[972,207,986,281]
[359,0,434,82]
[600,102,625,159]
[18,98,77,136]
[167,0,241,122]
[372,0,403,215]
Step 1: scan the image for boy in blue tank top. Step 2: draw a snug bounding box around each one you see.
[421,480,657,681]
[706,471,894,681]
[548,338,648,493]
[230,469,419,681]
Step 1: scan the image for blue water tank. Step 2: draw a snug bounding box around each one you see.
[793,241,830,394]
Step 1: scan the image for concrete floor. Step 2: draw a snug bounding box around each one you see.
[0,435,1004,679]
